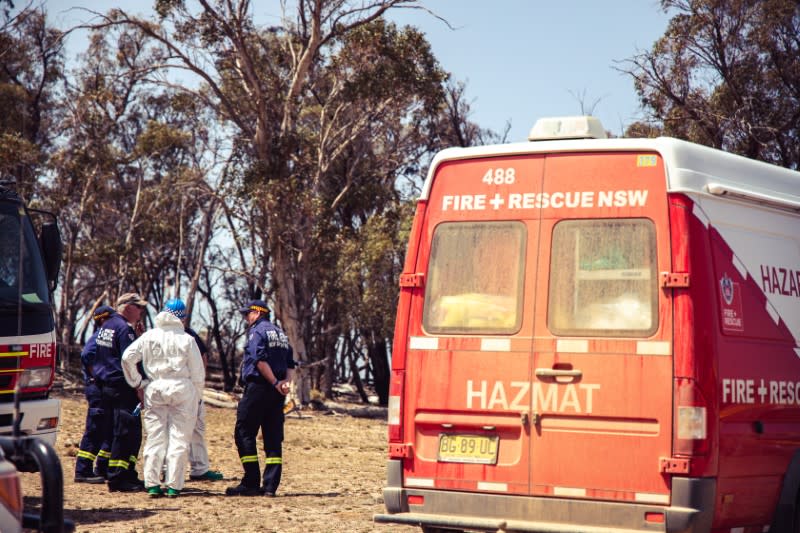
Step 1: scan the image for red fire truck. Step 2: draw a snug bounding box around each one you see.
[375,117,800,533]
[0,182,62,452]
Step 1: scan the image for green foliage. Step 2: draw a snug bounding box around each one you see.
[0,132,41,177]
[333,18,446,108]
[135,120,192,157]
[624,0,800,168]
[0,6,64,195]
[155,0,184,20]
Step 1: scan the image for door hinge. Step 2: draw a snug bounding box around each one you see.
[399,273,425,288]
[388,443,413,459]
[660,272,690,288]
[659,457,690,473]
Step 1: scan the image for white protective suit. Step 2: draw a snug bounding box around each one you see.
[121,311,205,491]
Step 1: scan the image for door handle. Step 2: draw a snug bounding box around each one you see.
[535,368,582,379]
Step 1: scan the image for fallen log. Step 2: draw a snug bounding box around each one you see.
[204,388,236,402]
[203,395,237,409]
[202,388,238,408]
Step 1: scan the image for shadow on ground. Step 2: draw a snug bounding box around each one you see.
[62,507,160,527]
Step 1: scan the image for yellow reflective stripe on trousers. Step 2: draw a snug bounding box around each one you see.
[240,455,259,464]
[128,455,137,464]
[97,450,111,458]
[108,459,130,469]
[265,457,282,465]
[76,450,97,461]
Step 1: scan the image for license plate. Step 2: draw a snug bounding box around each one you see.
[437,434,499,465]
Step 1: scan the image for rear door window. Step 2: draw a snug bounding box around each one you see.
[547,219,657,337]
[423,221,526,334]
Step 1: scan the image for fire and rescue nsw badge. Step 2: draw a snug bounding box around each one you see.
[719,273,744,332]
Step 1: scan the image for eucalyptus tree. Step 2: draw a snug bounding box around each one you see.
[622,0,800,169]
[91,0,454,402]
[0,5,64,201]
[49,24,216,357]
[291,17,453,401]
[330,76,502,404]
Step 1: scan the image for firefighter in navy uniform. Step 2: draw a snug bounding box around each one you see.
[74,304,114,483]
[226,300,295,497]
[94,292,148,492]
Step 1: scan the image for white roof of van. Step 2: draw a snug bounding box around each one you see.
[421,137,800,213]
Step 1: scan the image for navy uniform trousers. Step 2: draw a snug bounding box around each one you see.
[100,381,143,484]
[74,380,111,477]
[234,382,285,492]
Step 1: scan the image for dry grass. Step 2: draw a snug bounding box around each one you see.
[20,391,418,533]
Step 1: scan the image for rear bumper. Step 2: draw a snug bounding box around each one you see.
[375,460,715,533]
[0,398,60,447]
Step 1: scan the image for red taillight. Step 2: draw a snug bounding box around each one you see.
[387,370,404,442]
[674,377,709,455]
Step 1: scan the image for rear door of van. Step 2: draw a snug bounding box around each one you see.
[402,155,543,495]
[530,151,674,504]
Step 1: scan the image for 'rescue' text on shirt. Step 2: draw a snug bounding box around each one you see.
[441,190,649,211]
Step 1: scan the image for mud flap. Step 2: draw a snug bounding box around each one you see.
[381,459,405,514]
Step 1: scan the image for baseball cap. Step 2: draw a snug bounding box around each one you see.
[238,299,269,315]
[92,305,114,322]
[116,292,148,307]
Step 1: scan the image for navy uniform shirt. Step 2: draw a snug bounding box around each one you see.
[93,313,136,385]
[185,326,208,357]
[80,330,99,383]
[240,317,295,385]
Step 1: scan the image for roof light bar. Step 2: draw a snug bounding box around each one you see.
[528,116,607,141]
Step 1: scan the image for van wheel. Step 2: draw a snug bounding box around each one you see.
[794,491,800,533]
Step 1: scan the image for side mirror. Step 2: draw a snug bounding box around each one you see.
[39,222,62,291]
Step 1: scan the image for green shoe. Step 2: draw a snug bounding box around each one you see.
[190,470,224,481]
[146,486,163,498]
[166,488,180,498]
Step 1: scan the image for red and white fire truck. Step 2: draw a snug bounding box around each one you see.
[0,183,62,451]
[375,117,800,533]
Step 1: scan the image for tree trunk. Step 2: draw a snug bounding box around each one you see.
[185,200,215,320]
[346,347,369,403]
[272,243,311,405]
[206,293,235,391]
[367,334,390,406]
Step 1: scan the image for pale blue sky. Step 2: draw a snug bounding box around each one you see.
[45,1,672,141]
[388,1,671,140]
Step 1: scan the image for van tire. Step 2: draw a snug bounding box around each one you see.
[421,527,463,533]
[794,490,800,533]
[773,451,800,533]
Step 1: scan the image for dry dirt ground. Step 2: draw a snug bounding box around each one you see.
[20,390,419,533]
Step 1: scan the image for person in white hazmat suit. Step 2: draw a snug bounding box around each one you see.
[121,300,205,498]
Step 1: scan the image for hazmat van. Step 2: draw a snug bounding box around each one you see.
[374,117,800,533]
